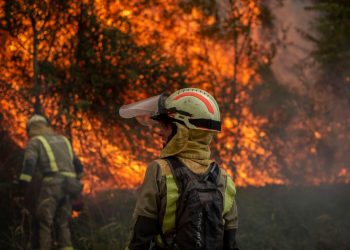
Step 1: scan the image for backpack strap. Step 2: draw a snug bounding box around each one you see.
[35,135,59,172]
[204,162,220,184]
[166,157,220,189]
[165,156,188,192]
[62,136,73,161]
[165,156,186,171]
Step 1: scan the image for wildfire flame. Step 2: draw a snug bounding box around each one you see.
[1,0,349,193]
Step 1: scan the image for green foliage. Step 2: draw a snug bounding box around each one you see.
[306,0,350,98]
[71,190,134,250]
[306,1,350,64]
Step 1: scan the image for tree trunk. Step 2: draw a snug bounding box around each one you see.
[31,15,41,114]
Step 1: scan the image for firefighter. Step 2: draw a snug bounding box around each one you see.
[18,114,84,250]
[120,88,239,250]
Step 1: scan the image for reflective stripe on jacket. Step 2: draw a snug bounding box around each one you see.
[20,135,76,182]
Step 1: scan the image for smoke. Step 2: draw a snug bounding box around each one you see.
[266,0,350,183]
[269,0,318,91]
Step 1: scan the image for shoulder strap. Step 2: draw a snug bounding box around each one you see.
[35,135,59,172]
[203,162,220,184]
[165,156,186,171]
[62,136,73,161]
[165,156,187,192]
[166,157,220,189]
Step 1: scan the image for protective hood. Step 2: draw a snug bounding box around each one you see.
[119,94,166,126]
[160,123,214,166]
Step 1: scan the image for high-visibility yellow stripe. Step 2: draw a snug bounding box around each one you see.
[60,171,77,178]
[19,173,32,182]
[59,247,74,250]
[158,170,236,246]
[162,175,179,233]
[223,176,236,216]
[42,172,77,182]
[62,136,73,160]
[36,136,59,172]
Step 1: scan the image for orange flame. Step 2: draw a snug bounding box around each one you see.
[1,0,349,192]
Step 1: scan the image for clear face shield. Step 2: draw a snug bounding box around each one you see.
[119,94,167,126]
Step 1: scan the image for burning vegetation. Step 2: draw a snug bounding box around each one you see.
[1,0,350,192]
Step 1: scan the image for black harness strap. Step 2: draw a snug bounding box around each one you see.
[165,157,220,190]
[165,156,186,191]
[204,162,220,184]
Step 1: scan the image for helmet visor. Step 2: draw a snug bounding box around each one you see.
[119,94,165,126]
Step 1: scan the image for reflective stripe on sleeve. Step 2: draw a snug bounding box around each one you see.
[19,173,32,182]
[162,175,179,233]
[223,176,236,216]
[36,136,59,172]
[42,172,77,181]
[62,136,73,161]
[60,171,77,178]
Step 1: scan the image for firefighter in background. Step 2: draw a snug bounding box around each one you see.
[120,88,239,250]
[18,115,84,250]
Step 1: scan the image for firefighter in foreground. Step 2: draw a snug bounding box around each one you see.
[120,88,239,250]
[18,115,84,250]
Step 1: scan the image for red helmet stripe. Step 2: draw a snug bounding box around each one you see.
[173,92,214,114]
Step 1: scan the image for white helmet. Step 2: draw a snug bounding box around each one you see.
[119,88,221,132]
[162,88,221,131]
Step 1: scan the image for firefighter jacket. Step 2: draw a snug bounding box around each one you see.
[128,123,238,250]
[19,122,83,183]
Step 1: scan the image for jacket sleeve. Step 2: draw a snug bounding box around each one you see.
[223,228,239,250]
[223,175,239,249]
[73,155,84,179]
[223,196,238,229]
[127,161,162,250]
[19,138,39,183]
